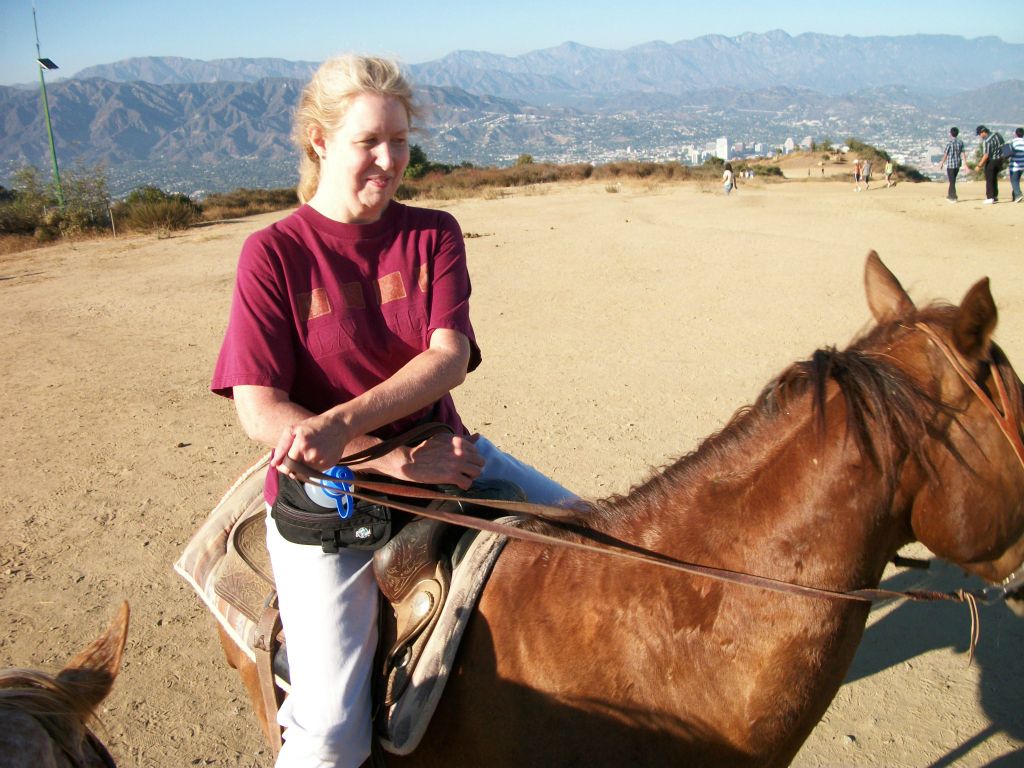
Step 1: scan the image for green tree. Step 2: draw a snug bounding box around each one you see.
[11,165,52,211]
[0,166,54,236]
[515,154,534,166]
[60,163,111,234]
[125,185,177,206]
[405,144,431,180]
[846,138,891,162]
[404,144,454,180]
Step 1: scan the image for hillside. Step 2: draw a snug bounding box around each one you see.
[71,32,1024,99]
[4,32,1022,194]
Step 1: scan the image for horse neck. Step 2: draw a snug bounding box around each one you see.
[603,386,913,593]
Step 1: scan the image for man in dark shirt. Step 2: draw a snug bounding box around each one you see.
[975,125,1005,204]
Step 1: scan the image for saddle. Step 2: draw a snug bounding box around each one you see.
[176,455,522,755]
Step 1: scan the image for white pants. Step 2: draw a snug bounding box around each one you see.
[268,436,576,768]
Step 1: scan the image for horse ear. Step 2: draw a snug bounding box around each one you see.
[864,251,915,323]
[56,601,129,715]
[953,278,997,359]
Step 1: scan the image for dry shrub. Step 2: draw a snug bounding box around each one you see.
[371,159,736,203]
[0,233,40,256]
[121,199,200,232]
[200,188,297,220]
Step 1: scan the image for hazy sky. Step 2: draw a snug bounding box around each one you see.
[2,0,1020,86]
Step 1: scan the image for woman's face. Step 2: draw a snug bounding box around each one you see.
[315,93,410,223]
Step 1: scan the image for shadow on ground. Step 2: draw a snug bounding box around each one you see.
[846,559,1023,767]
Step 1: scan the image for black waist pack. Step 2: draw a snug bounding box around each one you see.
[272,473,409,553]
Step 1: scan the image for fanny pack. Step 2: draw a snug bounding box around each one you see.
[272,467,404,553]
[270,422,463,553]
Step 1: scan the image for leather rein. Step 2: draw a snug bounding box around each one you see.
[283,323,1024,610]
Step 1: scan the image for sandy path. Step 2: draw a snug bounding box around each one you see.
[1,177,1021,766]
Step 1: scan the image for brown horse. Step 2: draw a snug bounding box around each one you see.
[222,253,1024,765]
[0,602,128,768]
[386,253,1024,766]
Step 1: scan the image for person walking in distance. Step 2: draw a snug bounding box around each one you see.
[974,125,1006,204]
[938,127,965,203]
[1008,127,1024,203]
[722,162,737,195]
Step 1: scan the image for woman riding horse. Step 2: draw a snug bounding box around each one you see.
[210,54,576,768]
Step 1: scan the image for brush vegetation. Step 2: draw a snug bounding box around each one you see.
[1,140,922,255]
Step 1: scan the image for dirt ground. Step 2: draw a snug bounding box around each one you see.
[1,176,1022,766]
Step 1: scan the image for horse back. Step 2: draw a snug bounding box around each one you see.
[403,535,868,767]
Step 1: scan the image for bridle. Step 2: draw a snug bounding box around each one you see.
[914,322,1024,473]
[914,321,1024,601]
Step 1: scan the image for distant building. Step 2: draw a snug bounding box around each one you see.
[715,136,729,160]
[800,136,814,150]
[783,137,796,153]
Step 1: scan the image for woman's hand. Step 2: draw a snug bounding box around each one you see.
[270,411,353,477]
[388,433,485,490]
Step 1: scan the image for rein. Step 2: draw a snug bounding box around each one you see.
[287,458,941,605]
[282,324,1024,615]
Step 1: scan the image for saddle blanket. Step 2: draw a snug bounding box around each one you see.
[174,454,511,754]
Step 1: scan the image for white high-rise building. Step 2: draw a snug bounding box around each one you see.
[715,137,729,160]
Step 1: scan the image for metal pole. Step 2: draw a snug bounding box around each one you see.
[33,5,64,208]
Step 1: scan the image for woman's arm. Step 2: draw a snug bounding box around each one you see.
[233,327,483,487]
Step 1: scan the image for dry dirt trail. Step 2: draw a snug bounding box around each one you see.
[1,178,1021,766]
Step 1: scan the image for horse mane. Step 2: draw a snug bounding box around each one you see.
[0,668,96,761]
[571,304,965,531]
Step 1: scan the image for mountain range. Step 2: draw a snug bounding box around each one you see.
[3,31,1022,195]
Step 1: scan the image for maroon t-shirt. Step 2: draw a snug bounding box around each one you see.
[211,202,481,501]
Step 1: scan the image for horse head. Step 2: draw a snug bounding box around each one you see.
[864,252,1024,603]
[0,601,128,767]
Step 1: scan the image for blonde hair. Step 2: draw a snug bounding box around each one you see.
[293,55,418,203]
